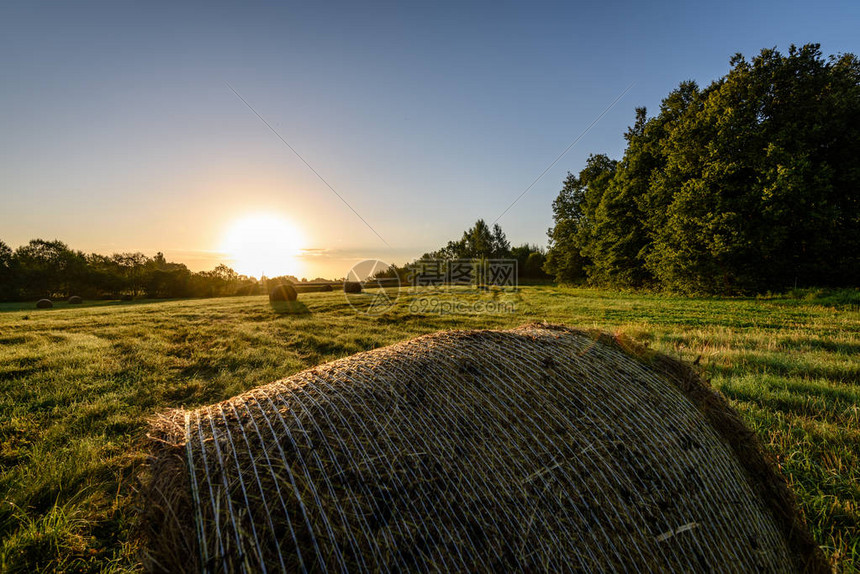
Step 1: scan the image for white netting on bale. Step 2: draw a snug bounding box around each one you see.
[145,325,826,573]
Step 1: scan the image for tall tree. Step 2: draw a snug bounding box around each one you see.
[112,252,148,297]
[582,109,665,287]
[544,154,617,283]
[14,239,81,298]
[0,241,17,300]
[490,223,511,258]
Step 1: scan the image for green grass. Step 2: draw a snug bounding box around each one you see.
[0,287,858,571]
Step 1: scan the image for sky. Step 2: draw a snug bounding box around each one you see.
[2,0,859,279]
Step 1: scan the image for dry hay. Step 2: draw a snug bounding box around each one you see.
[144,325,827,573]
[343,281,362,294]
[269,284,298,302]
[35,299,53,309]
[68,295,83,304]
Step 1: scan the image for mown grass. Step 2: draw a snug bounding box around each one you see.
[0,286,857,572]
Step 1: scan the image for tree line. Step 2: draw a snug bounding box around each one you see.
[376,219,550,282]
[0,239,262,301]
[545,44,860,294]
[0,223,546,302]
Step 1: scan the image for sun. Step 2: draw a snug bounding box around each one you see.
[221,213,305,278]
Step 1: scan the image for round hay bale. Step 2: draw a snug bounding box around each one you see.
[145,325,827,573]
[68,295,83,304]
[35,299,53,309]
[269,284,298,302]
[343,281,362,293]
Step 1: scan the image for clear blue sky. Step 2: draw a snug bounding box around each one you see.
[2,0,858,278]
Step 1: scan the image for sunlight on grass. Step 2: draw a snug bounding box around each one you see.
[0,287,858,570]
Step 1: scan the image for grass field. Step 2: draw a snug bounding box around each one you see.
[0,286,858,572]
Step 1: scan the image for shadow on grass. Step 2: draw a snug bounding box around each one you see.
[721,383,859,424]
[776,337,860,356]
[270,300,310,315]
[0,298,189,313]
[710,357,860,385]
[766,288,860,309]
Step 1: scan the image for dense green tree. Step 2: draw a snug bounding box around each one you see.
[584,111,660,286]
[458,219,510,259]
[84,253,126,296]
[112,252,148,297]
[191,264,241,297]
[490,223,511,258]
[143,253,192,298]
[14,239,84,299]
[544,154,616,283]
[548,44,860,293]
[646,45,860,292]
[0,241,17,300]
[511,244,550,279]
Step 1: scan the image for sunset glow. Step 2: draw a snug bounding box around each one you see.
[220,214,305,278]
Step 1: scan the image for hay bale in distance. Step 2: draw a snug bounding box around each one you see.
[145,325,827,573]
[343,281,362,293]
[68,295,83,304]
[35,299,53,309]
[269,284,298,302]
